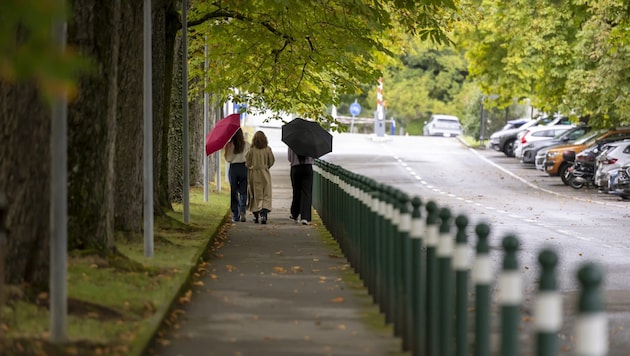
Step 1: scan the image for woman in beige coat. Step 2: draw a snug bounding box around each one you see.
[246,131,275,224]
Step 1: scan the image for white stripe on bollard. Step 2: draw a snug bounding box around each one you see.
[472,255,492,284]
[410,218,425,239]
[437,232,454,257]
[399,212,411,233]
[498,271,522,305]
[425,224,439,248]
[453,243,471,270]
[534,292,562,331]
[576,313,608,355]
[372,196,379,213]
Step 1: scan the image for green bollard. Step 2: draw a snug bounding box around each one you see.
[454,215,470,356]
[410,197,425,356]
[425,201,440,356]
[391,189,404,339]
[437,207,454,356]
[473,223,492,356]
[499,235,521,356]
[398,191,412,351]
[377,185,389,317]
[535,249,561,356]
[386,187,400,334]
[575,263,607,356]
[368,181,380,305]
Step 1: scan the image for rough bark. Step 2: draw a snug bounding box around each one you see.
[189,86,204,187]
[155,0,179,213]
[66,0,120,252]
[168,38,184,203]
[113,0,144,232]
[0,81,51,288]
[114,0,178,232]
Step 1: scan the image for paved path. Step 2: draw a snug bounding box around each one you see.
[145,149,406,356]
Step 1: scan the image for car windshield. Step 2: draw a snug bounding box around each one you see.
[575,130,607,145]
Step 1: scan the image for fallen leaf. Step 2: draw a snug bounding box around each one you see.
[210,274,218,280]
[331,297,345,303]
[193,281,204,286]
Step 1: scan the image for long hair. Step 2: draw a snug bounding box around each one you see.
[231,128,245,154]
[252,130,268,149]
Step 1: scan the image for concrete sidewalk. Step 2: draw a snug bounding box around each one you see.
[146,150,406,356]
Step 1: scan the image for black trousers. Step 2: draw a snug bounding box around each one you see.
[290,164,313,221]
[228,162,248,218]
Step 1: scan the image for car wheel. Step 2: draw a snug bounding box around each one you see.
[560,163,572,185]
[569,175,584,189]
[502,139,516,157]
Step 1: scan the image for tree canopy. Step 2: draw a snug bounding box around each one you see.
[185,0,462,125]
[462,0,630,128]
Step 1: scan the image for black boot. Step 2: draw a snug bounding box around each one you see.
[260,209,268,225]
[253,211,259,224]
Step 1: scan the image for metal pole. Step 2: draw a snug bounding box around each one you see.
[203,40,209,202]
[50,3,68,342]
[143,0,154,257]
[182,0,190,223]
[480,95,486,146]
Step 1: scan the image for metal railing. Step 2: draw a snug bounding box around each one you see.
[313,160,607,356]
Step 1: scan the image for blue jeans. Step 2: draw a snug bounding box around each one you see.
[228,163,248,219]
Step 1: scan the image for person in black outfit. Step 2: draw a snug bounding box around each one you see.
[224,128,249,222]
[288,147,314,225]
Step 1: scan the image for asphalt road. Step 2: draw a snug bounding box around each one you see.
[311,132,630,354]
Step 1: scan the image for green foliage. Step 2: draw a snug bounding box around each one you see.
[460,0,630,128]
[368,38,469,130]
[0,0,89,102]
[185,0,462,125]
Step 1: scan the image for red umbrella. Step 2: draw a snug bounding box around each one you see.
[205,113,242,156]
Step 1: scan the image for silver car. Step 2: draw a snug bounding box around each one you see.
[423,114,463,137]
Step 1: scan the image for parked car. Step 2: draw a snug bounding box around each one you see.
[488,115,572,157]
[612,164,630,199]
[543,128,630,184]
[522,126,591,164]
[594,140,630,191]
[513,125,574,160]
[423,114,463,137]
[498,118,531,131]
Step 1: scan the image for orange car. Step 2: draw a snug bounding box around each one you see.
[544,128,630,184]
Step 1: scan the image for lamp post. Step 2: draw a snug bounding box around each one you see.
[480,94,499,147]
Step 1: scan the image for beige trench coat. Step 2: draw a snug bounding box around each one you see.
[245,146,275,212]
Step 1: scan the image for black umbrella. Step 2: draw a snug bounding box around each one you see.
[281,118,333,158]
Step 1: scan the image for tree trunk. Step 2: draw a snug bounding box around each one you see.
[114,0,178,232]
[169,37,184,203]
[66,0,120,252]
[0,82,51,289]
[155,0,179,213]
[113,0,144,232]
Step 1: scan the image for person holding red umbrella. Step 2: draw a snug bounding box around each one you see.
[224,128,249,222]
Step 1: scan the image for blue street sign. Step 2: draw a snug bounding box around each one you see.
[349,102,361,116]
